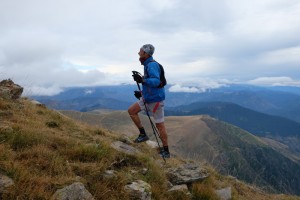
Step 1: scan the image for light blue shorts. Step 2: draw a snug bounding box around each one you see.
[137,99,165,123]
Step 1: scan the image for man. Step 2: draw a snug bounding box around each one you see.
[128,44,170,158]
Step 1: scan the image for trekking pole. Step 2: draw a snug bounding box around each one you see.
[132,71,166,163]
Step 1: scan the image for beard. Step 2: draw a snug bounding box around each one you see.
[139,57,147,65]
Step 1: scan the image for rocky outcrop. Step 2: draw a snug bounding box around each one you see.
[124,180,151,200]
[51,182,94,200]
[166,163,209,185]
[0,79,23,100]
[110,140,210,199]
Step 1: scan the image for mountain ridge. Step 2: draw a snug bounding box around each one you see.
[32,84,300,122]
[165,101,300,159]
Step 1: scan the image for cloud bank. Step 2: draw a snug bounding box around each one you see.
[1,0,300,95]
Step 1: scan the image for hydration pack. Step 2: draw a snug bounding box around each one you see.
[147,61,167,88]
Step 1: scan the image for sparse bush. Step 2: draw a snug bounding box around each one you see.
[46,121,60,128]
[66,143,108,162]
[9,130,42,150]
[94,129,106,136]
[0,99,11,110]
[36,110,44,115]
[0,144,11,162]
[16,145,72,176]
[192,183,219,200]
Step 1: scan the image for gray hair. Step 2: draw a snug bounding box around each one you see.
[141,44,155,56]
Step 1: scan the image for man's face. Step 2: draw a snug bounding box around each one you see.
[138,48,148,59]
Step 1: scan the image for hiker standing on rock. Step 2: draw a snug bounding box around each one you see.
[128,44,170,159]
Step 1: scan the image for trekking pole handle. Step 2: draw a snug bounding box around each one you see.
[132,71,142,91]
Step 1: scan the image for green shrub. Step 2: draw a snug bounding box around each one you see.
[67,143,108,162]
[192,183,219,200]
[9,131,42,150]
[46,121,60,128]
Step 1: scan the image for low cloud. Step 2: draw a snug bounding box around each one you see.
[23,85,64,96]
[168,78,229,93]
[1,0,300,95]
[248,76,300,87]
[169,84,204,93]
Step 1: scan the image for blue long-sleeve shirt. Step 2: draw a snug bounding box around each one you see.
[142,57,165,103]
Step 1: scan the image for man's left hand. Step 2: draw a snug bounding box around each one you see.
[134,91,142,99]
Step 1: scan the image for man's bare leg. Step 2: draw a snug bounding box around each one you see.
[128,102,142,128]
[156,122,170,157]
[156,122,168,146]
[128,102,148,142]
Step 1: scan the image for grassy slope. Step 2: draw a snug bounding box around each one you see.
[61,110,300,196]
[0,98,299,199]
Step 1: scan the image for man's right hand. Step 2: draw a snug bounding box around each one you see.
[132,73,144,83]
[134,91,142,99]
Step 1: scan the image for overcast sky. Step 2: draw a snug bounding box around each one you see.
[1,0,300,95]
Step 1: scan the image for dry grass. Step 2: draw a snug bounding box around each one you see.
[1,98,300,200]
[0,98,181,199]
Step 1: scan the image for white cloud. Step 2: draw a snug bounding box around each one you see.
[1,0,300,95]
[168,78,229,93]
[23,85,63,96]
[169,84,203,93]
[248,77,300,87]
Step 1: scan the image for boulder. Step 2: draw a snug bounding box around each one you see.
[102,170,116,179]
[124,180,151,200]
[215,187,232,200]
[51,182,94,200]
[168,184,192,198]
[0,174,14,193]
[0,79,23,100]
[166,163,209,185]
[168,184,188,192]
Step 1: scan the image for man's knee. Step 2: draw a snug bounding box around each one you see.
[128,107,133,115]
[128,103,141,115]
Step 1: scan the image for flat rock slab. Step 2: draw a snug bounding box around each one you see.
[166,163,209,185]
[111,141,141,156]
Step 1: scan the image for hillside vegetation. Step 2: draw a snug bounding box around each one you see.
[61,109,300,196]
[1,98,300,199]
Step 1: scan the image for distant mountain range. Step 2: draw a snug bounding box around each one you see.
[33,84,300,122]
[165,101,300,137]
